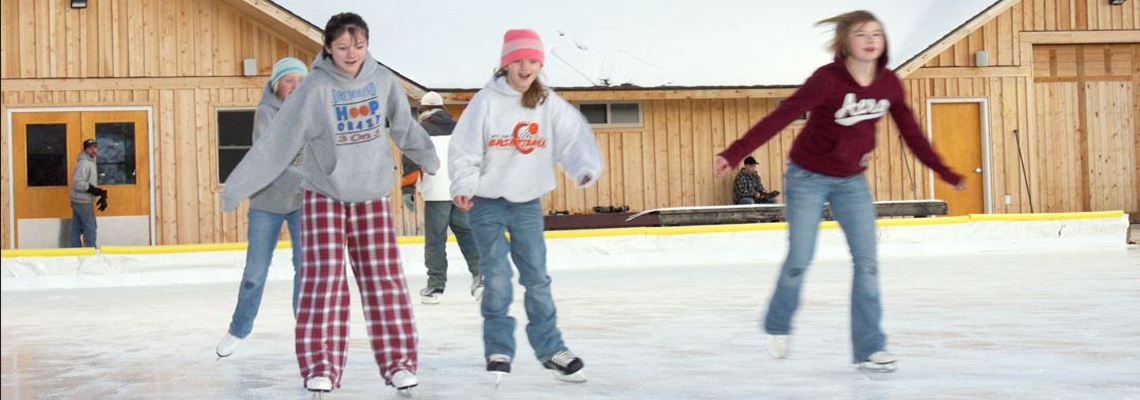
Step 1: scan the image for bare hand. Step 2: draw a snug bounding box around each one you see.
[714,156,732,177]
[454,195,474,211]
[953,181,968,191]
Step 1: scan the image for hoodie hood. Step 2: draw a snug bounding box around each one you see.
[312,51,380,83]
[486,76,526,97]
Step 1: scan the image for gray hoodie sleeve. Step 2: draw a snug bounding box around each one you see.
[221,83,323,212]
[71,159,92,193]
[385,76,439,175]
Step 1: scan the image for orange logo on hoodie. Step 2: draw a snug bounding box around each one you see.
[488,121,547,154]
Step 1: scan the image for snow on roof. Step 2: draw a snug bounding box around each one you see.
[272,0,998,89]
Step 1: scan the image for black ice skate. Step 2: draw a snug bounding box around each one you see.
[486,354,511,387]
[542,350,586,383]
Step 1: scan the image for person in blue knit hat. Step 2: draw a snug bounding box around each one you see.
[216,57,308,359]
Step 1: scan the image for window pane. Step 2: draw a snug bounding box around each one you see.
[26,124,68,187]
[217,110,256,183]
[218,149,248,184]
[611,103,641,124]
[96,122,136,185]
[579,104,607,124]
[217,110,255,147]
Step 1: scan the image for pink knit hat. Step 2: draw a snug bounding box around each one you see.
[501,29,544,67]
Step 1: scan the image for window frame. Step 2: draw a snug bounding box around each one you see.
[574,101,644,128]
[215,107,258,186]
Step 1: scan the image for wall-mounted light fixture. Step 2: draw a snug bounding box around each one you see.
[71,0,87,9]
[1109,0,1126,6]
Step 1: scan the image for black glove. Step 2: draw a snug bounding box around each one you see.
[85,185,107,197]
[96,196,108,211]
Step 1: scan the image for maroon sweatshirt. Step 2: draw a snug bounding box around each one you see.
[719,55,963,186]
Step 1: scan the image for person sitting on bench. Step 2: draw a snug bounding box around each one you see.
[733,157,778,204]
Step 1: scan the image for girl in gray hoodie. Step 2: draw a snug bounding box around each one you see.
[221,13,437,395]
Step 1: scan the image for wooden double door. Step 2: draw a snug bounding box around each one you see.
[11,111,150,247]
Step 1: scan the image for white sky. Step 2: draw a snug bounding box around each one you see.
[276,1,998,88]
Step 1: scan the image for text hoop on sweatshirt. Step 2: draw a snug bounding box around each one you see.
[333,83,385,145]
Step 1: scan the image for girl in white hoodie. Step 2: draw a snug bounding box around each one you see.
[449,29,603,384]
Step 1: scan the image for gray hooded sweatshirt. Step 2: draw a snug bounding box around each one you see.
[222,53,439,212]
[246,83,304,214]
[70,151,98,204]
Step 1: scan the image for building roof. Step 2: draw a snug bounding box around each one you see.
[272,0,999,91]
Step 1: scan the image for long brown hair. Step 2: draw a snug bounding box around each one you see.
[322,13,369,59]
[816,10,882,59]
[494,68,548,109]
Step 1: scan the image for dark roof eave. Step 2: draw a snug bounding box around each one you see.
[432,84,802,93]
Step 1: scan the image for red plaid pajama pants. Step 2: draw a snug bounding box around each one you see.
[295,190,417,387]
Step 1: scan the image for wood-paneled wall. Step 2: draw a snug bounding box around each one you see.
[0,0,318,80]
[926,0,1140,67]
[1,0,325,248]
[909,0,1139,218]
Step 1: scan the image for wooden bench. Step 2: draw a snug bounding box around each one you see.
[624,200,949,226]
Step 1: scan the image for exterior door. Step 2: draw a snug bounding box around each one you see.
[931,102,986,216]
[11,110,150,247]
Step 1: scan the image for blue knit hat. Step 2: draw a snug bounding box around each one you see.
[270,57,308,92]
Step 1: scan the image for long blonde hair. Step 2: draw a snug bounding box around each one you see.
[816,10,883,59]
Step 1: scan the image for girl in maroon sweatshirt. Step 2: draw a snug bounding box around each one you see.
[714,10,964,372]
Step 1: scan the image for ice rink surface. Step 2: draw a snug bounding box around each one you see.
[3,243,1139,399]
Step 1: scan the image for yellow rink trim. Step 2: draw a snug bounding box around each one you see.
[1,211,1124,257]
[0,248,97,257]
[968,210,1124,221]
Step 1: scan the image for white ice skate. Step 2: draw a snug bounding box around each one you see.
[390,370,418,397]
[767,334,788,359]
[305,376,332,393]
[543,351,586,383]
[215,332,242,359]
[856,351,898,373]
[486,354,511,388]
[420,287,443,305]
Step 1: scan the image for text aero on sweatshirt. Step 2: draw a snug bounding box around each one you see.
[719,57,962,186]
[448,77,604,203]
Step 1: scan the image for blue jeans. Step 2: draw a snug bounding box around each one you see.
[763,163,885,362]
[424,200,481,290]
[228,208,302,339]
[469,197,567,361]
[70,202,97,247]
[737,197,757,205]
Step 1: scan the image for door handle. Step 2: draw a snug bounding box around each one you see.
[974,167,982,174]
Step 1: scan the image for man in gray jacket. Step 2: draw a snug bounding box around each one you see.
[70,139,106,247]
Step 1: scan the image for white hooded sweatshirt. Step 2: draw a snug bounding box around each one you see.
[449,77,603,202]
